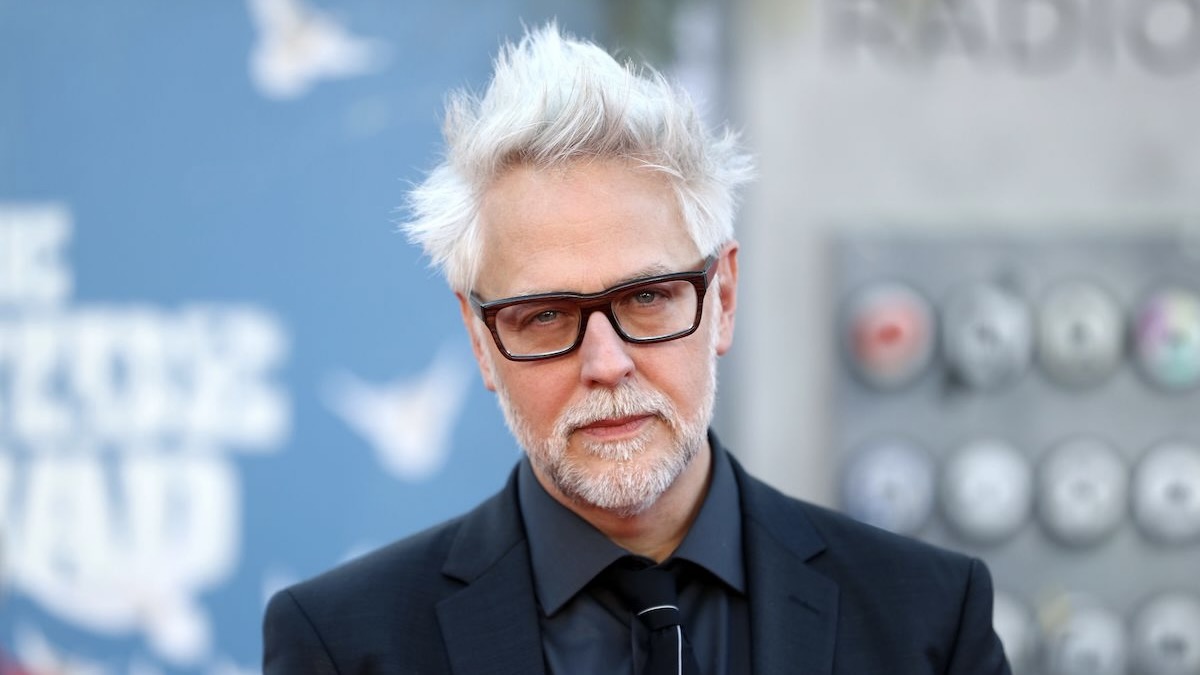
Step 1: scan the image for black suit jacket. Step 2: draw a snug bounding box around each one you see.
[263,449,1011,674]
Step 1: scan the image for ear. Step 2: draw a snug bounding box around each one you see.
[457,292,498,391]
[714,241,739,356]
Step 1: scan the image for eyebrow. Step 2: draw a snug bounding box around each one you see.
[508,263,679,298]
[621,263,676,283]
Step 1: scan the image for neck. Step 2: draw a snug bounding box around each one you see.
[535,440,713,563]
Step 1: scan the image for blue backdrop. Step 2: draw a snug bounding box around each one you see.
[0,2,607,672]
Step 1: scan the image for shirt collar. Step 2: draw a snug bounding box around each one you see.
[517,433,745,617]
[671,434,745,593]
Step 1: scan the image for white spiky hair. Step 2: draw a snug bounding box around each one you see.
[401,22,754,292]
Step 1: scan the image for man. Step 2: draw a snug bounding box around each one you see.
[263,24,1011,675]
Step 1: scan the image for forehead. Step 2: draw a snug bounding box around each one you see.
[475,159,699,297]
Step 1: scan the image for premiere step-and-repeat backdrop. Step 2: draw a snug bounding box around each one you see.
[0,3,605,673]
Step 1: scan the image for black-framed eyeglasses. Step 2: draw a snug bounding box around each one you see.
[470,255,718,361]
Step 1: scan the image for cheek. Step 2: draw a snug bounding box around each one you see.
[495,363,576,430]
[638,340,716,412]
[469,322,499,391]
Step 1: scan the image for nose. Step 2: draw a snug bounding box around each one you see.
[577,310,635,386]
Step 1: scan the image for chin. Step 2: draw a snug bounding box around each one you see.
[552,438,698,516]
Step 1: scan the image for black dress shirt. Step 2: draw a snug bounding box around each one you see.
[517,438,751,675]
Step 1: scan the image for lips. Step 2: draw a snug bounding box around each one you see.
[576,414,653,439]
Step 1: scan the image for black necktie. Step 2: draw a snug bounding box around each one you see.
[604,556,702,675]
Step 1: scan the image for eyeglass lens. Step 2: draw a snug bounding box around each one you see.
[493,279,700,357]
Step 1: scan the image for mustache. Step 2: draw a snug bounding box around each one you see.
[556,384,674,436]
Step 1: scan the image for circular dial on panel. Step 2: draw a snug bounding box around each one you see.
[841,282,936,390]
[1042,600,1129,675]
[1036,437,1129,547]
[1132,441,1200,545]
[941,439,1033,544]
[942,283,1033,390]
[1037,281,1124,388]
[1131,593,1200,675]
[841,439,937,536]
[1134,287,1200,392]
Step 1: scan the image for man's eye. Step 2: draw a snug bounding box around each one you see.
[631,287,672,306]
[514,306,571,329]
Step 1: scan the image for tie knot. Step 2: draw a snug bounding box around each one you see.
[604,556,684,630]
[600,556,702,675]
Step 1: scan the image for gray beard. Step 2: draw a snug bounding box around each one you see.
[496,363,716,517]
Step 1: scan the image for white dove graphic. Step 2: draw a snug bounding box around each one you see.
[247,0,388,99]
[323,347,471,481]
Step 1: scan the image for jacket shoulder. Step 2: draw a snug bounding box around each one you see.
[261,514,469,674]
[737,469,1008,673]
[738,462,973,576]
[292,512,468,608]
[263,475,526,674]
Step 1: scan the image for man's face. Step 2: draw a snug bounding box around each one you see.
[459,158,739,516]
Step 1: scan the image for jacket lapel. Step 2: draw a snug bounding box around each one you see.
[436,471,547,675]
[732,456,838,675]
[433,447,838,675]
